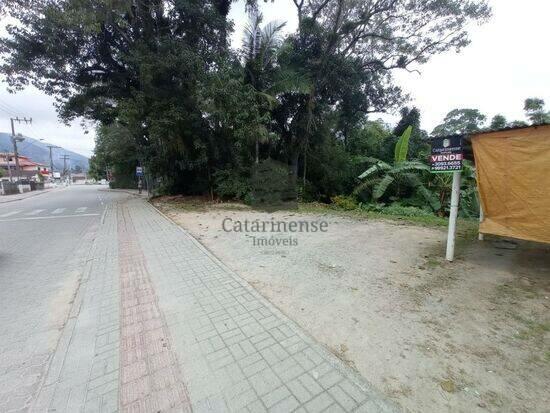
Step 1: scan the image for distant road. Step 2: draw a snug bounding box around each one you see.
[0,185,128,411]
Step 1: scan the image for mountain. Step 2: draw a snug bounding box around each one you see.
[0,132,89,172]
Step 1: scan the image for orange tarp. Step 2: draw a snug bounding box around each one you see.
[471,125,550,244]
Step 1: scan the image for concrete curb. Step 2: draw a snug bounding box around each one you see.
[99,188,149,199]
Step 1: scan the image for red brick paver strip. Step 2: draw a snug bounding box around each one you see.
[118,204,192,412]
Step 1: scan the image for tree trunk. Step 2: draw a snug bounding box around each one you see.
[290,150,300,185]
[255,138,259,164]
[303,145,307,186]
[302,85,315,187]
[207,166,214,201]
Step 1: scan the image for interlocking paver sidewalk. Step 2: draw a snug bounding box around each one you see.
[129,198,397,412]
[33,196,397,412]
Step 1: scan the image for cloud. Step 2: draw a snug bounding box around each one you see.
[0,84,96,157]
[387,0,550,131]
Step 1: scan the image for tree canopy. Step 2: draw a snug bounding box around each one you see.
[490,114,507,130]
[524,97,550,125]
[432,108,487,136]
[1,0,492,208]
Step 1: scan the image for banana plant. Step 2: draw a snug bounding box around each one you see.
[356,126,441,211]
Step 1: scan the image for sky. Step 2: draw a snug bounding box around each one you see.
[1,0,549,158]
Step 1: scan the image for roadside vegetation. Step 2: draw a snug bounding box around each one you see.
[1,1,548,219]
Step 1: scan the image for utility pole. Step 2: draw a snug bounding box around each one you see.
[4,152,13,182]
[46,145,60,177]
[10,117,32,181]
[60,154,70,181]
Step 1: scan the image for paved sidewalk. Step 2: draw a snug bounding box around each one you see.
[34,196,396,412]
[0,187,57,203]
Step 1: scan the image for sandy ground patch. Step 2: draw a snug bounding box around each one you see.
[153,197,550,413]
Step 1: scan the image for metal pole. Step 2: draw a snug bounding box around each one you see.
[446,170,462,262]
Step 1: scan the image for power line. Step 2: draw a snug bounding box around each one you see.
[0,96,24,115]
[0,102,18,117]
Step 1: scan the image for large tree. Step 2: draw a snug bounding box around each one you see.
[1,0,492,200]
[283,0,491,179]
[0,0,252,191]
[490,114,507,130]
[432,108,487,135]
[524,97,550,125]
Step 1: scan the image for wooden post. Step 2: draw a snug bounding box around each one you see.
[478,201,485,241]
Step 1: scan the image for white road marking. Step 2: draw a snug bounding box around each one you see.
[75,207,88,213]
[0,210,21,218]
[25,209,45,216]
[52,208,66,214]
[0,213,100,223]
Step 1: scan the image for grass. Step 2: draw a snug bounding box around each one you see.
[514,318,550,341]
[152,195,480,238]
[297,202,479,238]
[510,313,550,352]
[151,195,249,212]
[425,257,442,269]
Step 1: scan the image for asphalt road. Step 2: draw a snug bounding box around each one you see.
[0,185,128,411]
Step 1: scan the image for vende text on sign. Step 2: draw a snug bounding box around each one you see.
[430,135,463,173]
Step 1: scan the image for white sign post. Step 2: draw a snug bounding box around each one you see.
[430,136,464,262]
[445,171,462,261]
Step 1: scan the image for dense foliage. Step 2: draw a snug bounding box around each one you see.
[2,0,506,217]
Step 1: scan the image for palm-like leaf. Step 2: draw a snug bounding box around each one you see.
[259,20,287,68]
[402,173,441,211]
[394,125,412,163]
[267,68,312,95]
[256,91,279,108]
[354,125,442,209]
[242,12,263,62]
[353,177,380,196]
[373,175,395,199]
[242,11,286,71]
[352,155,383,165]
[416,184,442,211]
[358,160,391,179]
[391,160,430,174]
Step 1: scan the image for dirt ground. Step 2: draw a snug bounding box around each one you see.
[153,197,550,413]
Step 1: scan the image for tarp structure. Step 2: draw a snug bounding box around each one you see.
[471,125,550,244]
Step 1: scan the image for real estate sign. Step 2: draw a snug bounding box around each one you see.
[136,166,144,177]
[430,136,463,172]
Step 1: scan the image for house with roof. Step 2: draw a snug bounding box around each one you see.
[0,153,50,180]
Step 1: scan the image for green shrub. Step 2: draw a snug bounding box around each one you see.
[331,195,359,211]
[248,159,297,209]
[360,202,434,217]
[213,168,250,200]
